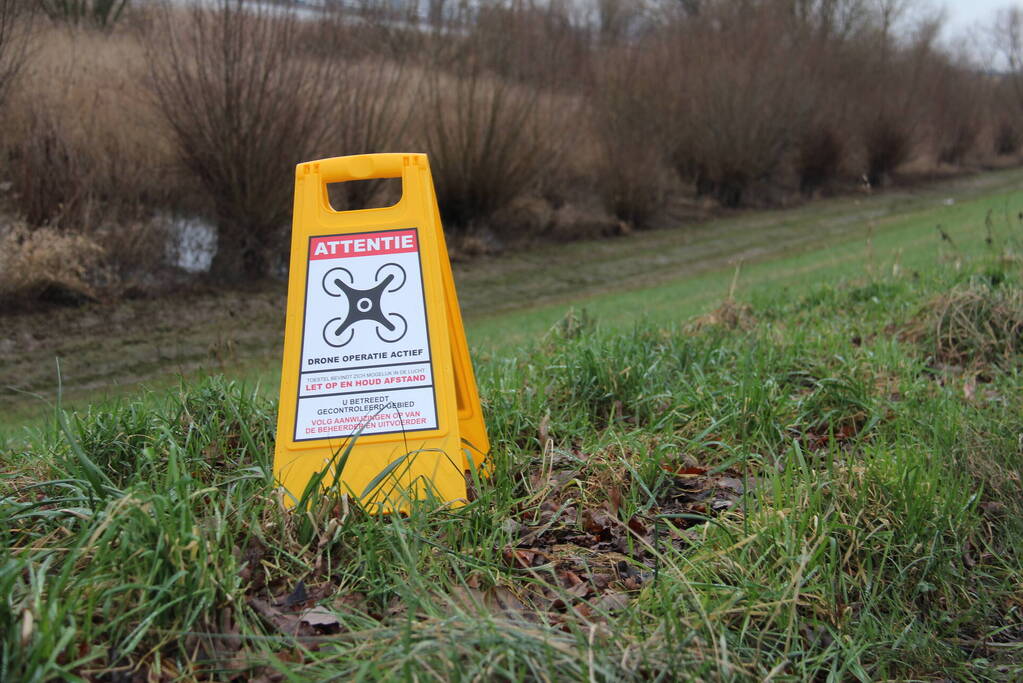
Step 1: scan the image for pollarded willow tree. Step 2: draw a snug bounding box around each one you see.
[143,0,407,281]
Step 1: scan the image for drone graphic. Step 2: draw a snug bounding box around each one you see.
[321,263,408,348]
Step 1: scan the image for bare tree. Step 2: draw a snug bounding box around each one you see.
[992,6,1023,109]
[666,3,813,206]
[595,0,646,44]
[786,0,870,39]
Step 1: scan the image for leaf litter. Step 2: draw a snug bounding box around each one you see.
[198,439,759,678]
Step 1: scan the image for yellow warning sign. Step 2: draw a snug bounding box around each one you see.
[273,153,489,512]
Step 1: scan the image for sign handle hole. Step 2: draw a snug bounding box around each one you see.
[326,178,402,212]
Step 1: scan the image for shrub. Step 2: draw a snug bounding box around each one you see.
[797,125,845,196]
[992,6,1023,111]
[990,8,1023,155]
[469,1,590,89]
[420,40,568,235]
[853,19,938,186]
[992,118,1021,156]
[854,53,920,187]
[143,0,347,281]
[792,35,856,196]
[664,5,810,207]
[0,223,105,307]
[928,59,982,165]
[3,27,176,231]
[320,58,409,212]
[862,112,914,187]
[590,45,669,228]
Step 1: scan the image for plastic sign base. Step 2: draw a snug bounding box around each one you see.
[273,154,489,513]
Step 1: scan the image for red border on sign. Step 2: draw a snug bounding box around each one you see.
[309,229,418,260]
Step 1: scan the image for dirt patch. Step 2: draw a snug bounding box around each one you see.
[0,282,288,424]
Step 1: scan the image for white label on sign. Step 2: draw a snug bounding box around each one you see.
[294,228,437,441]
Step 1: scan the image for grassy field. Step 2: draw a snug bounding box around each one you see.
[3,166,1023,436]
[3,181,1023,679]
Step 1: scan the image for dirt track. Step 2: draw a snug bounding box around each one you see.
[1,283,288,425]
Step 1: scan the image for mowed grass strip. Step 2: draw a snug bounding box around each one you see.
[3,243,1023,680]
[467,175,1023,350]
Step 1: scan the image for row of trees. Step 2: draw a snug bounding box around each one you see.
[0,0,1021,289]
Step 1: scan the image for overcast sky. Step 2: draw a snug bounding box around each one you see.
[924,0,1020,66]
[941,0,1019,39]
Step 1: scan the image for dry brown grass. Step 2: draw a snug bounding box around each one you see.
[686,299,756,333]
[0,222,105,307]
[0,25,179,295]
[906,280,1023,370]
[2,25,177,229]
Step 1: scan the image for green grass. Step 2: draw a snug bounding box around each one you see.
[4,229,1023,679]
[466,180,1023,350]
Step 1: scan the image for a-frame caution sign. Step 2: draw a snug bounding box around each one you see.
[273,153,488,512]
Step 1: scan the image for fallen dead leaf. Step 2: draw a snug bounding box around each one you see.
[717,477,744,494]
[560,569,583,587]
[566,582,590,599]
[249,598,300,636]
[299,606,340,633]
[503,548,544,569]
[964,375,977,401]
[275,580,309,608]
[581,508,613,538]
[595,592,630,613]
[491,586,530,617]
[607,488,622,517]
[626,516,648,536]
